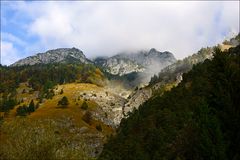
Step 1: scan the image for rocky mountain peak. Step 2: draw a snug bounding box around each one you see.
[94,48,177,77]
[149,48,157,54]
[11,47,91,67]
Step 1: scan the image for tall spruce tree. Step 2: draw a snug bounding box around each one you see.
[28,100,35,113]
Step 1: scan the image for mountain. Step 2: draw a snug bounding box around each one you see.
[94,48,176,76]
[123,35,240,115]
[149,34,240,91]
[94,56,145,76]
[122,47,214,114]
[99,45,240,160]
[11,47,91,66]
[0,62,123,159]
[2,35,238,159]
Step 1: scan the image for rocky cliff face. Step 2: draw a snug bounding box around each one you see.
[94,48,176,76]
[11,47,176,79]
[123,47,215,115]
[95,57,145,76]
[11,48,91,66]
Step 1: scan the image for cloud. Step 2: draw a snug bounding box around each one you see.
[1,1,239,65]
[0,41,20,65]
[2,32,27,46]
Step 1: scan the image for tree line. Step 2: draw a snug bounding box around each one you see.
[0,63,105,113]
[99,46,240,160]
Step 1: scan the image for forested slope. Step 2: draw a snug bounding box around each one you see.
[99,45,240,160]
[0,63,105,112]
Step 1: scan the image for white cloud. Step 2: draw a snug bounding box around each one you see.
[2,1,240,64]
[0,41,20,65]
[2,32,27,46]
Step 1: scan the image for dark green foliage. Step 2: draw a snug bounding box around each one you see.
[0,98,17,112]
[28,100,35,113]
[58,96,69,107]
[0,63,105,112]
[81,101,88,110]
[104,71,141,89]
[0,116,3,125]
[99,45,240,160]
[45,89,55,99]
[43,81,55,93]
[96,124,102,132]
[149,47,214,87]
[16,100,36,116]
[149,74,158,85]
[16,105,29,116]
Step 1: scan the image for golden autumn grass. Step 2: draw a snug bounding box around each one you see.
[27,83,113,134]
[0,83,116,159]
[3,83,113,134]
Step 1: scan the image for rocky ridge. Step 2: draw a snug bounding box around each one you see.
[94,48,176,76]
[11,48,91,66]
[124,40,240,115]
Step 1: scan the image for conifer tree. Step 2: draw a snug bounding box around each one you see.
[28,100,35,113]
[81,100,88,110]
[58,96,69,107]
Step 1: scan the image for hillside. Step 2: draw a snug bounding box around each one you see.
[10,47,176,87]
[8,47,177,90]
[1,83,115,156]
[123,35,240,114]
[11,48,91,66]
[0,63,112,159]
[99,45,240,160]
[0,80,129,159]
[1,35,239,159]
[0,51,145,159]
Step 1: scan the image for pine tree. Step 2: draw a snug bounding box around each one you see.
[81,100,88,110]
[16,105,28,116]
[58,96,69,107]
[28,100,35,113]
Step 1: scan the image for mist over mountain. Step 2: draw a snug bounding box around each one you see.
[94,48,176,76]
[10,47,177,87]
[1,34,239,159]
[1,1,239,159]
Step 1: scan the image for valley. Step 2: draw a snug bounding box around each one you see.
[0,34,239,160]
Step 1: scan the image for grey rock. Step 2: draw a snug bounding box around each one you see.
[11,47,91,66]
[94,48,176,76]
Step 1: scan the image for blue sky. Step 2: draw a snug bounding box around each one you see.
[1,1,239,65]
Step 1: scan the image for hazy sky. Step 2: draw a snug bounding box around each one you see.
[1,1,239,65]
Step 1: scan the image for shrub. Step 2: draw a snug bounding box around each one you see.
[58,96,69,107]
[28,100,35,113]
[45,89,55,99]
[81,101,88,110]
[16,105,28,116]
[96,124,102,132]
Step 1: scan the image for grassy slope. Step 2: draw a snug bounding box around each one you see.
[3,83,114,133]
[0,83,115,159]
